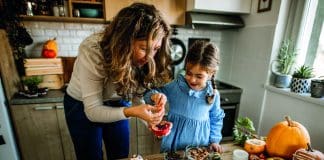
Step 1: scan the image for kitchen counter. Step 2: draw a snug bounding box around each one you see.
[10,89,65,105]
[124,142,242,160]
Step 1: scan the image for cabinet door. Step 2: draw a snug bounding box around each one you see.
[11,103,64,160]
[105,0,185,25]
[56,104,77,160]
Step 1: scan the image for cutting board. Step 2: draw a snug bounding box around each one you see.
[61,57,77,84]
[0,30,22,100]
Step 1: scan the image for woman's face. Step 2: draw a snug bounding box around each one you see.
[132,38,162,67]
[185,64,212,91]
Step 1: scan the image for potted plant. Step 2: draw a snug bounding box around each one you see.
[271,40,298,88]
[291,65,314,93]
[22,76,43,94]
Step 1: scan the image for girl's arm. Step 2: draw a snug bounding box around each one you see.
[143,80,175,105]
[209,91,225,145]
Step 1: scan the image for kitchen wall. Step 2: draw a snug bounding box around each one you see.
[226,0,324,150]
[23,21,106,57]
[224,0,282,129]
[22,21,236,80]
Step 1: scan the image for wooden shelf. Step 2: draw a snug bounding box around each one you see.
[21,15,107,24]
[71,1,102,5]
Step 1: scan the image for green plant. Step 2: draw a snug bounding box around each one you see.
[233,117,257,146]
[292,65,314,79]
[276,40,298,75]
[23,76,43,87]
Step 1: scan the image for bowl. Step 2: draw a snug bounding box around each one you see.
[185,146,221,160]
[79,8,100,18]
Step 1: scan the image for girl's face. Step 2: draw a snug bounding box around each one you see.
[185,64,212,91]
[132,38,162,67]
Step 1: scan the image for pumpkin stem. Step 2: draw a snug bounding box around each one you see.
[307,143,314,152]
[284,116,292,126]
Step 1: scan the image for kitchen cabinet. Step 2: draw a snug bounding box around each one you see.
[10,102,76,160]
[22,0,106,23]
[22,0,186,25]
[68,0,105,19]
[105,0,186,25]
[186,0,251,14]
[130,118,161,156]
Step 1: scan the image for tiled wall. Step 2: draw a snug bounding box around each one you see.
[22,21,235,81]
[23,21,106,57]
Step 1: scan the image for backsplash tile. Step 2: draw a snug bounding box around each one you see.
[22,21,236,80]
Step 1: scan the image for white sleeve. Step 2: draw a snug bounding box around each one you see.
[77,37,127,123]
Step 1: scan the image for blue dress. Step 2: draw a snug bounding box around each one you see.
[144,75,225,152]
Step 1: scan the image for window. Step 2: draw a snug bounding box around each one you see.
[298,0,323,78]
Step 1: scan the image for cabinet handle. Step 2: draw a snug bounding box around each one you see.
[56,105,64,109]
[34,106,54,110]
[221,106,236,109]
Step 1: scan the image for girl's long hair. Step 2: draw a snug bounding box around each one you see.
[100,3,172,98]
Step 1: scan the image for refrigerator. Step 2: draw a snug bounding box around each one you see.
[0,77,19,160]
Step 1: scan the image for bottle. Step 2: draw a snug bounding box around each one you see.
[58,0,65,17]
[52,1,59,16]
[26,1,33,16]
[74,9,80,17]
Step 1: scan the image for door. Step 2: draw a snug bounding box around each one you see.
[11,103,65,160]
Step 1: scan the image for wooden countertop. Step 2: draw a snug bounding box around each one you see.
[124,142,242,160]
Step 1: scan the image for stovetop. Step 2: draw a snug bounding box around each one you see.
[215,80,242,92]
[215,80,242,104]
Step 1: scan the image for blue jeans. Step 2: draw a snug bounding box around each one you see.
[64,93,130,160]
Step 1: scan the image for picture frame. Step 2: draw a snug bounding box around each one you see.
[257,0,272,13]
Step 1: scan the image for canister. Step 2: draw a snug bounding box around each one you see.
[310,79,324,98]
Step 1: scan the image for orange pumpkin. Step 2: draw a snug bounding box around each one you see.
[266,116,310,159]
[42,38,58,58]
[244,138,266,154]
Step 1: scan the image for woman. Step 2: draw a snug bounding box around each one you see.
[64,3,171,160]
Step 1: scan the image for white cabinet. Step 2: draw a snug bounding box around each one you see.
[186,0,252,14]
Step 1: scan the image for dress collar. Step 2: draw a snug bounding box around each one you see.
[176,74,214,98]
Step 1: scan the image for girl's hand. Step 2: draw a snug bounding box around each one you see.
[151,93,167,109]
[123,104,164,125]
[210,143,224,153]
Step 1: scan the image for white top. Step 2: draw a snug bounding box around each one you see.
[67,33,140,122]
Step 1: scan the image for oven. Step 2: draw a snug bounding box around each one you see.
[216,80,242,141]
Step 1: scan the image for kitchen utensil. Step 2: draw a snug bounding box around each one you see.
[310,79,324,98]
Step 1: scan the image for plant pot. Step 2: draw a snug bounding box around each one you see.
[310,79,324,98]
[273,73,292,88]
[291,78,311,93]
[27,85,38,94]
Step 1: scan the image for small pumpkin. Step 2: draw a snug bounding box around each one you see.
[42,37,58,58]
[266,116,310,159]
[293,143,324,160]
[244,138,266,154]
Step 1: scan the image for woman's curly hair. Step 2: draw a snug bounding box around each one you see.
[100,2,172,98]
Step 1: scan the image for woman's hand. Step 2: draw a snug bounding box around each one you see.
[123,104,165,125]
[210,143,224,153]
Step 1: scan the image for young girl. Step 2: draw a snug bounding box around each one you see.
[144,41,225,153]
